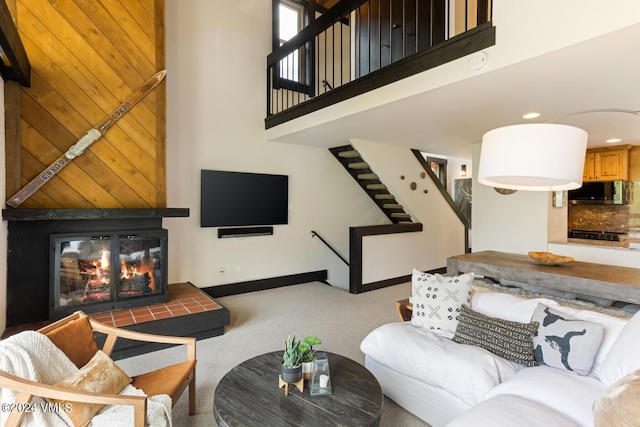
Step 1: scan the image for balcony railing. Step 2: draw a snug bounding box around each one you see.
[266,0,493,127]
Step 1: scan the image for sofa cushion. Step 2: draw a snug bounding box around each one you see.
[593,369,640,427]
[453,305,539,367]
[360,322,522,406]
[485,365,607,427]
[411,269,473,332]
[531,303,604,376]
[599,309,640,386]
[53,350,132,427]
[471,288,628,378]
[447,394,580,427]
[471,288,558,322]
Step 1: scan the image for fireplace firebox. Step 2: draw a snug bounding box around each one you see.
[50,229,168,319]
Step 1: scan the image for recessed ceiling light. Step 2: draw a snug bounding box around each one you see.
[606,138,622,143]
[522,112,541,119]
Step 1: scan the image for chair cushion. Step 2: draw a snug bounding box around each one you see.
[45,315,99,368]
[53,350,132,427]
[131,360,196,405]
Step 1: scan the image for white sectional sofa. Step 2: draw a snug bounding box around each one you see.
[360,272,640,427]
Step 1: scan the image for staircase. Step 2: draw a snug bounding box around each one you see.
[329,145,414,224]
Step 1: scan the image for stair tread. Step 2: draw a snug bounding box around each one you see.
[338,150,360,158]
[374,194,395,199]
[391,213,411,218]
[383,204,403,209]
[348,162,370,169]
[357,173,379,180]
[366,184,387,190]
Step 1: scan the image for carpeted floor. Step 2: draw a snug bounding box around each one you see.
[117,281,430,426]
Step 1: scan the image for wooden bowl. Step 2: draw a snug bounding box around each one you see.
[528,251,574,266]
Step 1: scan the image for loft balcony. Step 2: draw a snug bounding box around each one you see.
[265,0,494,129]
[265,2,639,163]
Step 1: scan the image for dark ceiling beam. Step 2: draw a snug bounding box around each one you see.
[0,0,30,87]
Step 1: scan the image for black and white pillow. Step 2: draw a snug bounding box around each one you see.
[410,269,473,332]
[531,303,604,376]
[453,305,539,367]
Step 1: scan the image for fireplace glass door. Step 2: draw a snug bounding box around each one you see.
[51,229,168,319]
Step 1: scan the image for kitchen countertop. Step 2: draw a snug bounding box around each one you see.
[552,238,640,250]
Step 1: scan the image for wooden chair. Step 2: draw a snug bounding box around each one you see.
[395,298,413,321]
[0,310,196,427]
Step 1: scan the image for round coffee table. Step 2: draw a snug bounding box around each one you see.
[214,351,383,426]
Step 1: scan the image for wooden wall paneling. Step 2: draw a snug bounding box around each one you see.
[19,85,141,208]
[67,0,157,101]
[154,0,166,207]
[19,72,152,207]
[7,0,165,208]
[19,149,86,208]
[39,0,157,104]
[19,119,122,208]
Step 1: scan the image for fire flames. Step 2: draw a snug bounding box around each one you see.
[83,248,156,300]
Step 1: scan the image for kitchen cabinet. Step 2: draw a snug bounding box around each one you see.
[583,145,631,182]
[630,147,640,181]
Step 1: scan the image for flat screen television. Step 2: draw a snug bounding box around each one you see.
[200,170,289,227]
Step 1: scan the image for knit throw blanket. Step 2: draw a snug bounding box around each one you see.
[0,330,172,426]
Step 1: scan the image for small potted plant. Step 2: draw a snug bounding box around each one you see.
[281,334,302,383]
[299,336,322,379]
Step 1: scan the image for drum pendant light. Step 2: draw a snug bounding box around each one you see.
[478,123,588,191]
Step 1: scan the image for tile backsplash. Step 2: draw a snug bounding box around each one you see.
[568,181,638,233]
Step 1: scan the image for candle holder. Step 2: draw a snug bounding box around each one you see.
[309,352,332,396]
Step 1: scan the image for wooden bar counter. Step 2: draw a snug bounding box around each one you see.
[447,250,640,305]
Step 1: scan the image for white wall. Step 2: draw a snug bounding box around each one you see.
[353,139,466,282]
[471,143,552,253]
[164,0,388,290]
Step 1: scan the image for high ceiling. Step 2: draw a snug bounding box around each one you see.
[270,23,640,160]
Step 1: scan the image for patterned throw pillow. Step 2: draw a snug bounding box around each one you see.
[531,303,604,376]
[410,269,473,332]
[453,305,539,367]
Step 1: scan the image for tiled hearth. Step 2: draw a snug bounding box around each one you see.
[2,283,230,357]
[90,282,222,327]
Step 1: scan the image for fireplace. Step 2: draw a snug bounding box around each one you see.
[3,208,189,327]
[50,229,168,319]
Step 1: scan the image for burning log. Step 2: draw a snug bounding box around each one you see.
[120,272,152,296]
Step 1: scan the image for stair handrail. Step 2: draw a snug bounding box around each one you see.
[411,149,471,253]
[311,230,349,266]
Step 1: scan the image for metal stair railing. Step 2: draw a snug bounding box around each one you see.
[311,230,349,266]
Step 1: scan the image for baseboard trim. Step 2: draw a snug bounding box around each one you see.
[202,270,329,298]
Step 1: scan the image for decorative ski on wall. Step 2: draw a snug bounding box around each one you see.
[5,69,167,208]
